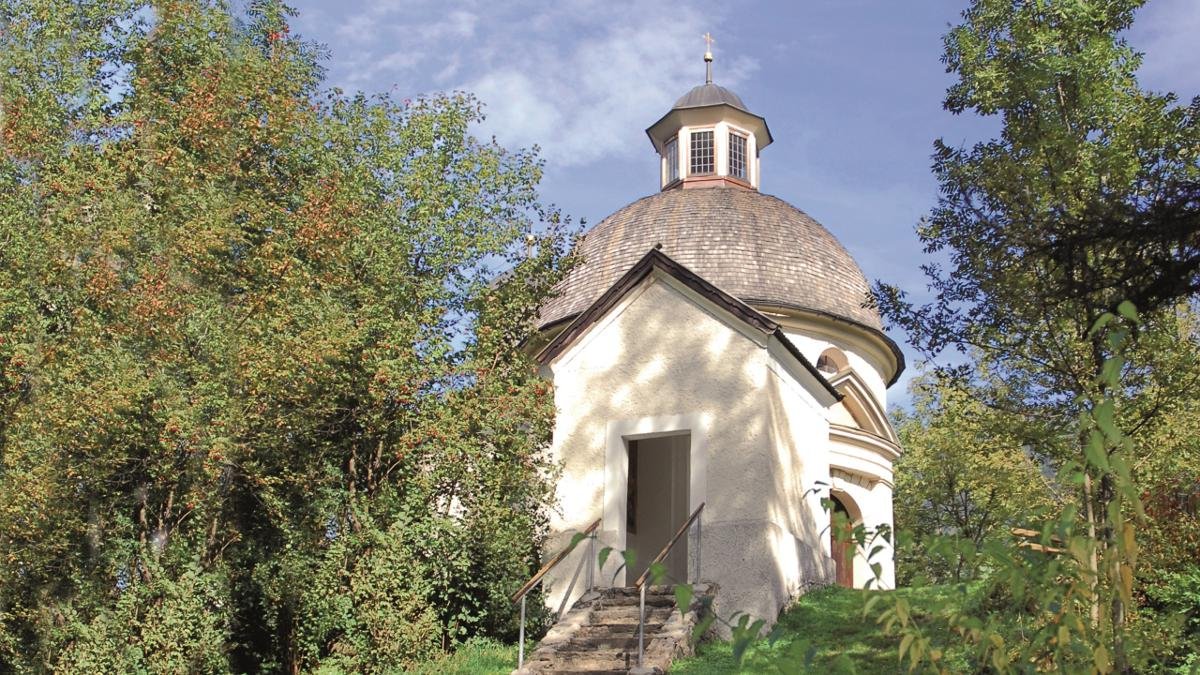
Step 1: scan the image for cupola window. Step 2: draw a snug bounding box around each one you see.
[728,131,747,180]
[665,137,679,184]
[689,130,714,175]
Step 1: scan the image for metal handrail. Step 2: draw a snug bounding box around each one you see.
[633,502,705,669]
[511,518,601,670]
[511,518,601,603]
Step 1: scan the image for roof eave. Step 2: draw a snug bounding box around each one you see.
[747,300,907,387]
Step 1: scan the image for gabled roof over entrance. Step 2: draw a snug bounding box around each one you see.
[828,369,900,445]
[535,248,842,402]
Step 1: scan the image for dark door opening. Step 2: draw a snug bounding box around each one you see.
[626,434,690,584]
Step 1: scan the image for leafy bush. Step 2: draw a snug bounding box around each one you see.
[1140,567,1200,669]
[0,0,572,671]
[293,528,441,673]
[1147,568,1200,636]
[51,565,231,674]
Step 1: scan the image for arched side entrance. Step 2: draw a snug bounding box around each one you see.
[829,492,862,588]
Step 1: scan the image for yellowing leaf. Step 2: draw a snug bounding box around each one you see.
[1094,644,1111,673]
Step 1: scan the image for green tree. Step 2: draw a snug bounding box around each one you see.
[873,0,1199,670]
[893,370,1057,584]
[0,0,573,671]
[887,320,1200,670]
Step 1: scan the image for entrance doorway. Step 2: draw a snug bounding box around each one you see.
[625,434,690,584]
[830,495,855,588]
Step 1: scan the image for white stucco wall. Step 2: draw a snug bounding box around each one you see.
[783,328,889,405]
[540,272,837,630]
[762,353,838,595]
[780,319,899,590]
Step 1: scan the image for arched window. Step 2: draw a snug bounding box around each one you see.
[816,347,848,377]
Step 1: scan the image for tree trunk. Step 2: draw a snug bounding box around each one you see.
[1082,471,1101,627]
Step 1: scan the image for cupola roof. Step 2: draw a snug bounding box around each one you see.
[537,40,904,386]
[644,41,772,154]
[672,83,749,112]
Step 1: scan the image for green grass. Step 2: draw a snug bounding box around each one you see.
[672,585,971,674]
[408,637,521,674]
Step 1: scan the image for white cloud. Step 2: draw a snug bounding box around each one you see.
[441,9,477,39]
[373,49,422,73]
[334,12,381,42]
[433,55,461,84]
[317,0,758,166]
[464,1,758,165]
[1129,0,1200,94]
[469,70,565,149]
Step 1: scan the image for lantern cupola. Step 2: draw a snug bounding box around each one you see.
[645,34,772,191]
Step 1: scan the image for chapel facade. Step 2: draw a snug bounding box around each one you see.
[530,51,904,629]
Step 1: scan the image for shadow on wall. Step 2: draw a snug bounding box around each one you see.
[539,275,835,630]
[766,371,836,591]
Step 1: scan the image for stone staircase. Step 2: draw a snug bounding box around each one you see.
[515,583,716,674]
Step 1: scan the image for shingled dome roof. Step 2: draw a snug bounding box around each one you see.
[673,83,748,112]
[539,188,884,332]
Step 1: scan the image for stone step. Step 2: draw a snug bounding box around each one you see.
[522,661,628,675]
[590,602,673,616]
[585,624,666,639]
[572,623,667,639]
[516,585,714,674]
[538,668,630,675]
[593,592,677,608]
[565,634,642,651]
[610,585,673,593]
[540,652,633,672]
[604,584,676,596]
[589,607,673,625]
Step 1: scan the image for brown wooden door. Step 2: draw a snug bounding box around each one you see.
[831,497,854,588]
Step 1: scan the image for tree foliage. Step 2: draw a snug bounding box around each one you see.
[0,0,574,671]
[877,309,1158,672]
[894,306,1200,589]
[872,0,1200,671]
[893,370,1056,584]
[877,0,1200,360]
[888,314,1200,670]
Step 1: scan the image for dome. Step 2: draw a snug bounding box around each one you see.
[672,83,749,112]
[539,188,884,332]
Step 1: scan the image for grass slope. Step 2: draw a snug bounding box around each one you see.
[410,585,967,674]
[673,585,968,674]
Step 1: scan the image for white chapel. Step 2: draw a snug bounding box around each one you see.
[529,47,905,630]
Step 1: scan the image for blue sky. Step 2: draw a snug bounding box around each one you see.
[286,0,1200,404]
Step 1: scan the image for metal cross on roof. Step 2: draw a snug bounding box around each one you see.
[702,32,715,83]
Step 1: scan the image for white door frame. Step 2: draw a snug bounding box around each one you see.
[604,413,709,586]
